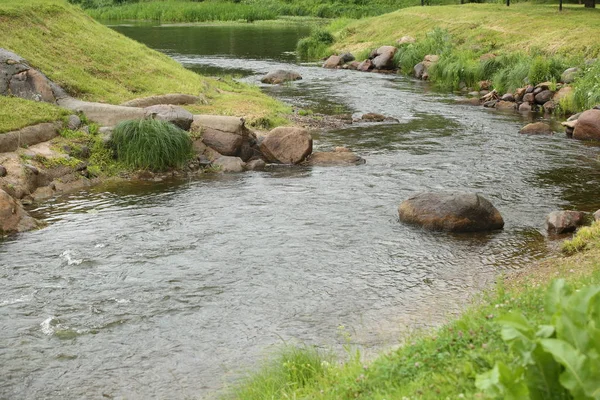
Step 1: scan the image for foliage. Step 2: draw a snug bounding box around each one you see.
[297,28,335,60]
[429,50,484,91]
[476,279,600,400]
[562,222,600,256]
[395,28,452,73]
[110,119,193,171]
[527,55,567,86]
[0,97,70,134]
[572,60,600,111]
[490,54,532,94]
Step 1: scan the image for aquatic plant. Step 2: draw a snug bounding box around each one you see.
[110,118,193,171]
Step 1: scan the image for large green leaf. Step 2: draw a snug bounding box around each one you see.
[546,279,569,316]
[475,362,529,400]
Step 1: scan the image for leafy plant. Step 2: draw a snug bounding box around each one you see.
[297,28,335,60]
[476,279,600,400]
[110,118,193,172]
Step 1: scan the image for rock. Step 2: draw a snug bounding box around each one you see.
[357,59,373,72]
[334,147,350,152]
[535,82,552,91]
[260,70,302,84]
[573,109,600,141]
[467,91,480,98]
[347,61,360,70]
[514,88,526,102]
[212,156,246,173]
[339,53,355,63]
[67,115,82,130]
[594,209,600,222]
[0,165,6,177]
[495,100,516,110]
[479,80,492,91]
[201,129,243,157]
[423,54,439,66]
[546,210,587,234]
[414,63,426,79]
[396,36,416,45]
[501,93,515,102]
[535,90,554,104]
[191,115,250,158]
[562,120,578,129]
[144,105,193,130]
[361,113,386,122]
[553,86,573,103]
[561,67,579,84]
[525,85,535,94]
[58,97,146,126]
[519,102,532,112]
[323,55,343,69]
[567,112,582,122]
[543,100,556,113]
[519,122,552,135]
[259,127,312,164]
[523,93,535,103]
[302,151,365,166]
[483,100,497,108]
[533,87,543,96]
[398,192,504,232]
[372,46,397,70]
[245,159,266,171]
[0,122,62,153]
[0,189,39,235]
[121,94,204,107]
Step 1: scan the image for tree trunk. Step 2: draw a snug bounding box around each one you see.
[584,0,596,8]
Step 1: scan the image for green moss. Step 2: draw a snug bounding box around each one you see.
[0,97,70,134]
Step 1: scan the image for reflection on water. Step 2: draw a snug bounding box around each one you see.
[1,22,599,400]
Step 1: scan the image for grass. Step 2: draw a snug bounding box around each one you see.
[110,118,193,171]
[228,222,600,399]
[0,97,70,133]
[0,0,290,129]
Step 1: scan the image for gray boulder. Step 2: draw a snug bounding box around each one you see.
[398,192,504,232]
[339,53,355,63]
[213,156,246,173]
[534,90,554,105]
[546,210,587,234]
[372,46,397,70]
[302,151,365,166]
[357,59,373,72]
[1,48,57,103]
[191,115,251,159]
[144,105,193,130]
[561,67,579,84]
[261,70,302,84]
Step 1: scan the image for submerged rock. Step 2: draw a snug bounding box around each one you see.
[546,210,587,234]
[0,188,39,235]
[213,156,246,173]
[398,192,504,232]
[260,70,302,84]
[519,122,552,135]
[302,151,365,166]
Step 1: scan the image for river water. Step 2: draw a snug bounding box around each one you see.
[2,23,600,400]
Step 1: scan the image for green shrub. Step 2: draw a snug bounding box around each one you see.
[527,55,567,86]
[491,54,531,95]
[476,279,600,399]
[110,118,193,171]
[573,60,600,111]
[395,28,452,73]
[297,28,335,60]
[429,51,484,91]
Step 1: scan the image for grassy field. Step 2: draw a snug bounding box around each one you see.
[228,222,600,399]
[0,97,70,134]
[0,0,290,131]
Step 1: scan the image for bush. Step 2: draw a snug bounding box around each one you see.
[297,28,335,60]
[491,54,531,94]
[476,279,600,399]
[572,60,600,111]
[110,118,193,171]
[395,28,452,73]
[527,55,567,86]
[429,51,484,91]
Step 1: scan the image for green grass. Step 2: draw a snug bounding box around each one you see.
[0,0,290,129]
[110,118,193,171]
[0,97,70,134]
[228,222,600,399]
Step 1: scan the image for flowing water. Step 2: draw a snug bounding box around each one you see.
[2,22,600,400]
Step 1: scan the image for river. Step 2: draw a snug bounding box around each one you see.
[1,22,599,400]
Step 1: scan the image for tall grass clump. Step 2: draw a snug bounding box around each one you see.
[231,345,332,399]
[490,54,531,94]
[297,28,335,60]
[395,28,452,73]
[572,60,600,111]
[110,118,193,171]
[527,55,567,86]
[429,51,484,91]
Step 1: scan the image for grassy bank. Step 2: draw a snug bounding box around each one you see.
[0,97,70,134]
[228,222,600,399]
[305,3,600,112]
[0,0,290,131]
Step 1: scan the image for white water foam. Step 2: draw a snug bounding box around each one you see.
[60,250,83,266]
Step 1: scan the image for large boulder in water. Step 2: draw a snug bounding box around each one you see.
[259,127,312,164]
[302,150,365,166]
[191,115,249,157]
[260,70,302,85]
[144,105,193,130]
[0,189,39,235]
[398,192,504,232]
[546,210,587,234]
[323,55,343,69]
[573,109,600,141]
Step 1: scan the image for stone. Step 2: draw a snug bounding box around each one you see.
[323,55,343,69]
[361,113,386,122]
[396,36,416,45]
[423,54,439,65]
[495,100,516,110]
[501,93,515,102]
[514,88,526,102]
[372,46,397,70]
[339,52,355,63]
[121,94,204,107]
[546,210,587,234]
[67,115,82,130]
[213,156,246,173]
[533,87,543,96]
[259,127,312,165]
[594,209,600,222]
[543,101,556,113]
[201,130,243,156]
[573,109,600,141]
[483,100,497,108]
[347,61,360,70]
[245,159,266,171]
[535,90,554,104]
[467,91,480,98]
[480,90,490,96]
[357,59,373,72]
[58,97,146,126]
[519,122,552,135]
[0,122,62,153]
[479,80,492,91]
[0,165,6,177]
[414,63,426,79]
[144,105,193,130]
[535,82,552,91]
[567,112,582,122]
[553,86,573,103]
[7,68,56,103]
[561,67,579,84]
[191,115,250,158]
[302,151,365,166]
[0,188,39,235]
[398,192,504,232]
[523,93,535,103]
[260,70,302,84]
[518,102,532,112]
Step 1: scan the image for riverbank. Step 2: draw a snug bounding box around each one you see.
[307,3,600,114]
[227,222,600,399]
